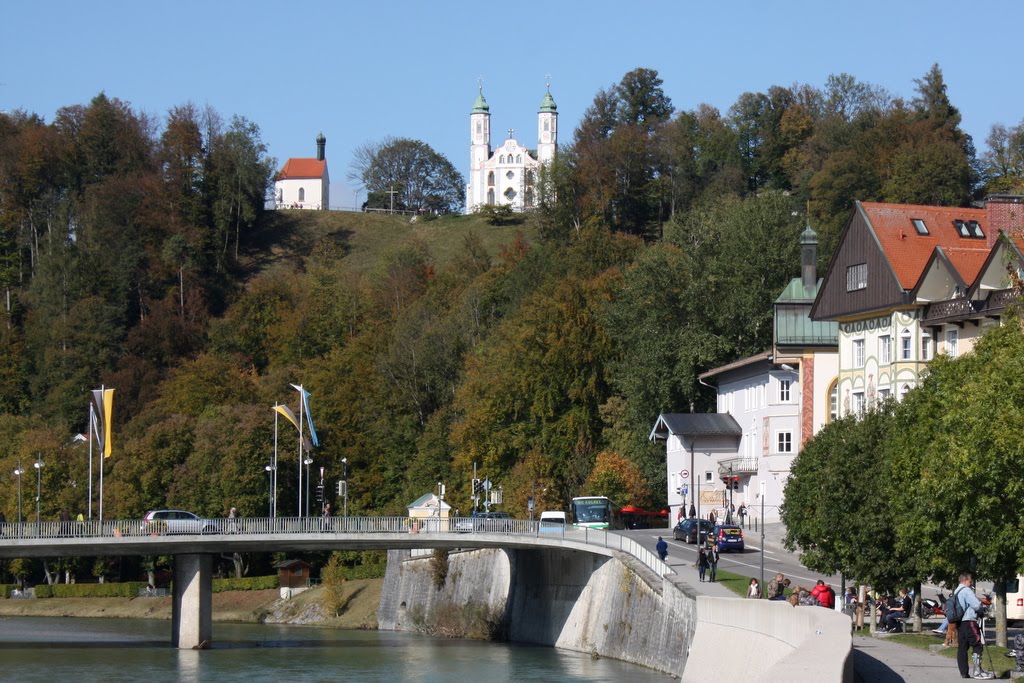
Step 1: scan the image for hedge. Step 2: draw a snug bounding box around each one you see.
[340,563,386,580]
[0,584,14,598]
[29,575,278,598]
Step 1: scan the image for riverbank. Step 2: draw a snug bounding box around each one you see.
[0,578,383,629]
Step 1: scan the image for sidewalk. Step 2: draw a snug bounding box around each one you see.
[695,520,967,682]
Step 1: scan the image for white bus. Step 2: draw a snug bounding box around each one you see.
[570,496,622,530]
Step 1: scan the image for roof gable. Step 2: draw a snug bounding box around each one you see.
[969,232,1024,296]
[276,158,327,180]
[649,413,742,441]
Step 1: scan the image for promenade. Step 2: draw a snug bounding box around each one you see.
[673,521,970,682]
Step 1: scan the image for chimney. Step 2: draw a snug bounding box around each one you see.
[986,194,1024,248]
[800,226,818,290]
[316,131,326,162]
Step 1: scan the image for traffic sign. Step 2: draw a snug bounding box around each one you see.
[680,469,689,479]
[681,483,689,496]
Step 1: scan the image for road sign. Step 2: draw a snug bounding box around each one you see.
[681,469,689,479]
[681,483,689,496]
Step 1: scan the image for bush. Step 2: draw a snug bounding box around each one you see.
[0,584,14,598]
[34,582,149,598]
[212,575,278,592]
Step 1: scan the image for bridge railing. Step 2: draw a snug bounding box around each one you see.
[0,516,672,577]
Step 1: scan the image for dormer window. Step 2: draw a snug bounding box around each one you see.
[954,219,985,239]
[912,218,929,235]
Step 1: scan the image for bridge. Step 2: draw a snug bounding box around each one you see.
[0,516,664,649]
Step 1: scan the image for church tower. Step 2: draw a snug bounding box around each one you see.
[470,87,491,178]
[537,85,558,164]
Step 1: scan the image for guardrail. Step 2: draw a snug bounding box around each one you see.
[0,516,672,577]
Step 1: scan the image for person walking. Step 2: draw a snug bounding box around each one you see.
[655,536,668,562]
[954,572,994,679]
[747,577,761,598]
[697,546,709,582]
[707,544,720,582]
[321,502,332,532]
[227,506,238,534]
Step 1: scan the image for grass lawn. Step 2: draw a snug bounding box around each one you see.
[714,568,756,597]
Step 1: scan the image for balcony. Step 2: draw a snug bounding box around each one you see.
[922,289,1020,325]
[717,457,759,478]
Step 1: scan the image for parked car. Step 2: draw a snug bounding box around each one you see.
[455,511,512,532]
[673,518,713,544]
[710,524,744,552]
[141,510,222,535]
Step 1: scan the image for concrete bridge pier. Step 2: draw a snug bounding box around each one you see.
[172,553,213,649]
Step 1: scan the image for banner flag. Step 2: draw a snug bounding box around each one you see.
[290,384,320,448]
[91,389,105,451]
[102,388,114,458]
[274,404,300,432]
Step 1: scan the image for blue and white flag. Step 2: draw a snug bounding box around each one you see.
[291,384,320,448]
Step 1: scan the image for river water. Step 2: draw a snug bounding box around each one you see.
[0,617,674,682]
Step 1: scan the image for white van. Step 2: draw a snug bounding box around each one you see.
[1003,576,1024,621]
[539,510,567,533]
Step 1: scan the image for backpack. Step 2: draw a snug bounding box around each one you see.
[945,586,966,623]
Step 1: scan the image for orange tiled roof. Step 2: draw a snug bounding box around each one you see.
[276,158,327,180]
[860,202,988,289]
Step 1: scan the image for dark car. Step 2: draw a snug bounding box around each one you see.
[141,510,221,535]
[673,518,713,544]
[710,524,744,552]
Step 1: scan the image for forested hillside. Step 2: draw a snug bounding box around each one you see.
[0,64,1020,520]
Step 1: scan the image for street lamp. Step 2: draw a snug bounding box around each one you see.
[264,465,275,518]
[13,463,23,533]
[303,457,313,517]
[341,458,348,518]
[33,456,44,526]
[759,480,766,598]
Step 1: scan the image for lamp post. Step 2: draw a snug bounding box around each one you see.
[759,480,766,598]
[33,456,44,525]
[265,465,275,518]
[341,458,348,518]
[13,463,23,534]
[303,457,313,517]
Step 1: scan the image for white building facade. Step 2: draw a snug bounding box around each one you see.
[275,132,330,210]
[464,87,557,213]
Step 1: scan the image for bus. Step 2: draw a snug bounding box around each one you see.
[619,505,669,530]
[570,496,623,530]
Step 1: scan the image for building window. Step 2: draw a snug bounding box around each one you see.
[879,335,891,365]
[298,187,305,202]
[852,391,865,415]
[900,333,912,360]
[777,432,793,453]
[900,384,911,400]
[516,155,522,163]
[487,188,494,204]
[912,218,929,235]
[476,121,482,134]
[506,170,514,180]
[705,471,713,483]
[954,219,985,239]
[846,263,868,291]
[946,328,959,358]
[922,333,931,361]
[853,339,865,368]
[544,120,550,132]
[499,155,505,164]
[828,379,839,422]
[779,379,791,402]
[487,171,495,186]
[878,387,891,403]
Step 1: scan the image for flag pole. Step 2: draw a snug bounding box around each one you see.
[88,403,94,521]
[99,384,104,522]
[273,403,279,518]
[297,384,306,517]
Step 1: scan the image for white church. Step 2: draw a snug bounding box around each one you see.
[464,86,558,214]
[274,132,330,210]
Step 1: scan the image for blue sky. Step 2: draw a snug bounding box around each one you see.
[3,1,1021,207]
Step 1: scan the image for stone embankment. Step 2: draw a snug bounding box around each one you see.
[378,547,853,681]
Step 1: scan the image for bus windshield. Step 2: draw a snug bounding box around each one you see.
[571,497,620,529]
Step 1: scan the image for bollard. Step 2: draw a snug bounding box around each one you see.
[754,518,758,533]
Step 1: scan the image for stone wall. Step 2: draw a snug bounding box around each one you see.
[377,546,697,676]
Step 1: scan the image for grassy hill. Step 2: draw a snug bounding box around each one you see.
[244,209,540,280]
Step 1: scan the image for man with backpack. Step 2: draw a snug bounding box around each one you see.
[949,572,994,680]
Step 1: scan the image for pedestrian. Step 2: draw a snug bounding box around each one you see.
[747,577,761,599]
[768,573,786,600]
[738,503,747,527]
[708,545,720,582]
[228,506,238,533]
[688,502,696,519]
[697,546,709,582]
[708,509,716,525]
[60,509,71,535]
[953,572,994,679]
[322,502,332,532]
[656,536,668,562]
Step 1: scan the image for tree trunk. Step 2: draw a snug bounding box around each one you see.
[43,560,54,585]
[995,584,1007,648]
[913,580,922,633]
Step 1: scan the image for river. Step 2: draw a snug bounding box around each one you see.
[0,617,674,682]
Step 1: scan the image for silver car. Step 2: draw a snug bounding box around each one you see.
[141,510,222,535]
